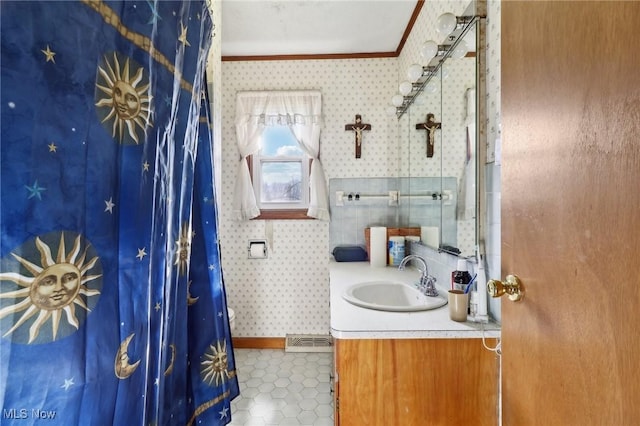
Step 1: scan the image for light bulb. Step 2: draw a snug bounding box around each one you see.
[391,94,404,107]
[399,81,413,96]
[426,80,439,94]
[436,13,457,36]
[450,40,468,59]
[407,63,424,82]
[386,106,398,116]
[441,65,450,80]
[420,40,438,60]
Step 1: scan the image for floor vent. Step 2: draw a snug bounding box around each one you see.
[285,334,333,353]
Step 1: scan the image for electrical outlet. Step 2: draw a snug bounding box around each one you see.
[388,190,399,206]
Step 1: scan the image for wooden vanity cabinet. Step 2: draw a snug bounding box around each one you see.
[332,338,498,426]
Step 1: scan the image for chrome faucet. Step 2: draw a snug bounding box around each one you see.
[398,254,439,297]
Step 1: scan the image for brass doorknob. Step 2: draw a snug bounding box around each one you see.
[487,274,524,301]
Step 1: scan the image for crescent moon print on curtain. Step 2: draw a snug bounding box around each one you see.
[0,1,239,425]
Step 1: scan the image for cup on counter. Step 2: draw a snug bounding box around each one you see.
[448,290,469,322]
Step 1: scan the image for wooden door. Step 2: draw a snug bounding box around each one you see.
[501,2,640,425]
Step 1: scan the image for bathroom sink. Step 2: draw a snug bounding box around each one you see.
[342,281,447,312]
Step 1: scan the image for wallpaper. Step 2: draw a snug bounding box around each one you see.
[218,58,398,337]
[213,0,503,337]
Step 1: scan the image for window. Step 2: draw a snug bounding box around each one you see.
[250,125,311,219]
[233,90,329,221]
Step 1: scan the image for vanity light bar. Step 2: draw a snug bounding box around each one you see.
[396,18,476,118]
[395,2,484,119]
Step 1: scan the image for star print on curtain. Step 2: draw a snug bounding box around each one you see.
[0,1,238,425]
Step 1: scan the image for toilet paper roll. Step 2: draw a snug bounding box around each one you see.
[421,226,439,248]
[249,242,266,259]
[369,227,387,268]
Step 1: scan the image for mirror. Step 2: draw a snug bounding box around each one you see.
[440,23,477,257]
[405,67,443,249]
[404,14,480,258]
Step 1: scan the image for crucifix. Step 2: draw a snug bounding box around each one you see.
[345,114,371,158]
[416,113,441,158]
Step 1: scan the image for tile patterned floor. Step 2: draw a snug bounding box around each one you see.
[228,349,334,426]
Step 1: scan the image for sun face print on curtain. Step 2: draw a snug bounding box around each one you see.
[95,52,153,145]
[0,232,103,345]
[0,1,237,425]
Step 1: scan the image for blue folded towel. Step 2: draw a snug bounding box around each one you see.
[332,245,368,262]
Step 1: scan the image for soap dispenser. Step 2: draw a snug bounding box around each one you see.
[452,259,472,292]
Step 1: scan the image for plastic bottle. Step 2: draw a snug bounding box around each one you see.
[452,259,472,292]
[388,236,405,266]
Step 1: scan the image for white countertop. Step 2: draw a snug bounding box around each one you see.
[330,261,501,339]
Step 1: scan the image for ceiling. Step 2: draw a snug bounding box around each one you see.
[220,0,421,60]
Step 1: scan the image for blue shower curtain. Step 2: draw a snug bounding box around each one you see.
[0,1,239,425]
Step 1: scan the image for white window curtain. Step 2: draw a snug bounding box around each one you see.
[232,90,330,221]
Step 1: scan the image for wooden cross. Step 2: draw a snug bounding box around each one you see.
[416,113,441,158]
[345,114,371,158]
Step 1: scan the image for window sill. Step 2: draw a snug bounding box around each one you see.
[252,209,312,220]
